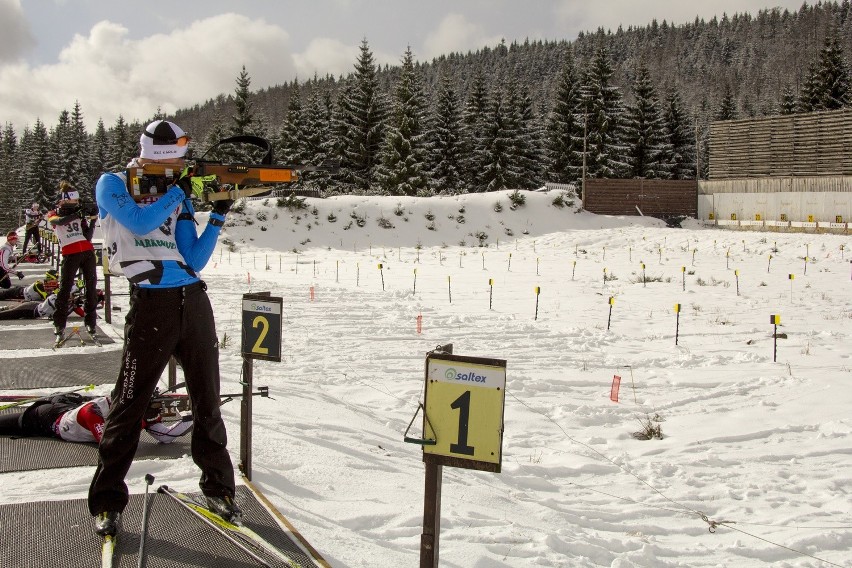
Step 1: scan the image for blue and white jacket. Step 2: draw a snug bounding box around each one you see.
[95,165,225,288]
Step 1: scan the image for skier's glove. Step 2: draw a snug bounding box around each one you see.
[212,199,234,216]
[16,271,24,279]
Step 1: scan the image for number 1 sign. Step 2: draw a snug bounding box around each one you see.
[423,353,507,472]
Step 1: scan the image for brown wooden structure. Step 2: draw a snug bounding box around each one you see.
[583,179,697,219]
[709,108,852,179]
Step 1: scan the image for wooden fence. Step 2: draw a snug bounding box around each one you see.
[709,108,852,179]
[583,179,697,219]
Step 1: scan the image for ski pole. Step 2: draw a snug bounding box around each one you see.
[137,474,155,568]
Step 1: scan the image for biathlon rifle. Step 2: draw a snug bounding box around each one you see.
[126,135,338,203]
[147,385,271,418]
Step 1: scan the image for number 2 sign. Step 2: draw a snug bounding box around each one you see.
[423,353,506,472]
[241,293,283,362]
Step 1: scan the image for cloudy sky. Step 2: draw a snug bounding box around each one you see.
[1,0,805,132]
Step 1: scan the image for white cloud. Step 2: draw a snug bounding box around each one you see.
[422,13,504,60]
[0,13,294,131]
[0,0,35,63]
[293,37,361,79]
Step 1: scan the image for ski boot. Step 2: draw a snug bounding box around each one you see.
[206,495,243,525]
[95,511,121,536]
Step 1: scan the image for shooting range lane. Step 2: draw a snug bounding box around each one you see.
[0,487,316,568]
[0,408,191,473]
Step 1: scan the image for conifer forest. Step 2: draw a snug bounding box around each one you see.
[1,2,851,230]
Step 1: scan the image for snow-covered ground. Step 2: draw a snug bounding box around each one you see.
[2,189,851,567]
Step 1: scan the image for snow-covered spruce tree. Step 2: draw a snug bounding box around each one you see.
[0,123,22,228]
[623,65,670,179]
[460,71,490,192]
[109,115,137,172]
[582,45,629,179]
[477,91,513,192]
[50,110,73,193]
[815,31,850,110]
[68,102,92,198]
[508,81,543,189]
[276,79,307,166]
[21,119,53,207]
[545,48,585,186]
[89,119,109,185]
[662,90,697,180]
[375,47,430,196]
[300,85,335,192]
[716,87,738,120]
[228,66,266,163]
[428,75,465,194]
[335,39,387,193]
[779,85,798,115]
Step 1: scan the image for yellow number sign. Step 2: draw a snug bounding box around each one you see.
[423,354,506,472]
[241,293,283,362]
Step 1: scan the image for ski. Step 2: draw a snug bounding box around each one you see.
[87,329,103,347]
[101,534,116,568]
[158,485,302,567]
[0,384,95,410]
[52,328,81,350]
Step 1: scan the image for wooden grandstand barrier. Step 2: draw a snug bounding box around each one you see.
[583,179,697,219]
[710,108,852,179]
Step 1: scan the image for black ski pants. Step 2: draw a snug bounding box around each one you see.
[88,281,235,516]
[23,226,41,254]
[53,249,97,330]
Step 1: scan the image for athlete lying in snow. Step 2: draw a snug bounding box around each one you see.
[0,392,192,443]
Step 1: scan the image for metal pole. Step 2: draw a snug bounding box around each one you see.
[420,457,442,568]
[137,474,155,568]
[240,357,254,480]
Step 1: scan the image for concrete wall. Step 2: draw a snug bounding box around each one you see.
[697,177,851,232]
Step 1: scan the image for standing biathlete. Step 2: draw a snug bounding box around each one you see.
[88,119,238,537]
[0,231,24,288]
[49,183,98,344]
[22,202,44,254]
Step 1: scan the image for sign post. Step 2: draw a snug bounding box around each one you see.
[413,346,507,568]
[240,292,283,480]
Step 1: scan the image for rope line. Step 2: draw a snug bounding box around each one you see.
[507,391,849,567]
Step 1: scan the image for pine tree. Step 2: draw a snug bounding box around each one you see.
[507,82,543,189]
[300,87,334,192]
[110,116,136,170]
[89,119,110,183]
[623,65,669,178]
[662,90,697,179]
[779,85,798,114]
[229,66,264,163]
[51,110,73,191]
[231,65,256,137]
[545,49,584,185]
[0,123,21,229]
[816,32,850,110]
[428,75,465,194]
[582,46,629,179]
[335,40,387,192]
[716,88,738,120]
[277,80,306,165]
[23,119,53,206]
[461,71,490,192]
[798,65,822,113]
[375,47,429,196]
[477,92,513,192]
[68,102,91,198]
